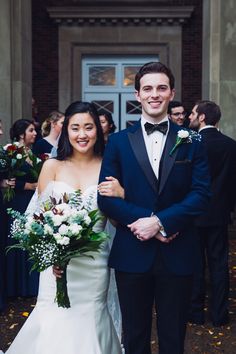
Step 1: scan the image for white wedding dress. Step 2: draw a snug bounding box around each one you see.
[4,181,122,354]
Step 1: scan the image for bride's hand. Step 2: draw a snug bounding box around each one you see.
[98,176,125,199]
[53,265,63,278]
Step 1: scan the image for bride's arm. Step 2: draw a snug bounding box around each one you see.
[38,159,57,195]
[98,176,125,199]
[98,176,124,227]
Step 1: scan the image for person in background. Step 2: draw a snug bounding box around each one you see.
[99,111,116,143]
[168,100,189,127]
[33,111,64,156]
[6,119,39,297]
[188,100,236,326]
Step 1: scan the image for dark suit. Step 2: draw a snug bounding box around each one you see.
[98,121,210,354]
[190,127,236,326]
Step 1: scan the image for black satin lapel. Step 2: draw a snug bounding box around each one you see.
[158,126,178,195]
[128,128,158,193]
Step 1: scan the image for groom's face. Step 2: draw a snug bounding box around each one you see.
[135,72,175,123]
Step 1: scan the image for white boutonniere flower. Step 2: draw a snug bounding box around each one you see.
[169,129,201,156]
[16,153,23,159]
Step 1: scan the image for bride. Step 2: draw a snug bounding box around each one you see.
[3,101,124,354]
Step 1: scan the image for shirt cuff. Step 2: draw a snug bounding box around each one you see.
[151,214,167,237]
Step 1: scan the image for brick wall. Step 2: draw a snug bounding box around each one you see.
[32,0,202,121]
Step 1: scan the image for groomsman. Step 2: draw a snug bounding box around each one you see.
[168,100,188,127]
[188,100,236,326]
[98,62,210,354]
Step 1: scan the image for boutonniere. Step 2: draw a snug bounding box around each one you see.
[169,129,201,156]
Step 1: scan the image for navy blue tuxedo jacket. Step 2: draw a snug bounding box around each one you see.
[195,127,236,227]
[98,121,211,275]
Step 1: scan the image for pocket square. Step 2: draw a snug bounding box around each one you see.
[174,159,191,164]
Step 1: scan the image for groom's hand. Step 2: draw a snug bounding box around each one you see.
[128,216,160,241]
[155,232,179,243]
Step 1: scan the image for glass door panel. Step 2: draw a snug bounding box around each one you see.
[83,93,119,131]
[120,93,142,130]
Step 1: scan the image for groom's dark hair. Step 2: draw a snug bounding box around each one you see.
[57,101,105,160]
[135,62,175,91]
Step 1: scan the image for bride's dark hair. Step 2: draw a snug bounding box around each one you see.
[56,101,105,160]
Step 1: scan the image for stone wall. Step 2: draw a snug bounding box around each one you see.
[32,0,203,121]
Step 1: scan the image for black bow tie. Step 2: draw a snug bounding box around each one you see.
[144,121,168,135]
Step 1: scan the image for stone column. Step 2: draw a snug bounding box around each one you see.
[0,0,32,144]
[202,0,236,139]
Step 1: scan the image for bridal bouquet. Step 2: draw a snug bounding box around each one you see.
[0,142,27,201]
[7,191,108,308]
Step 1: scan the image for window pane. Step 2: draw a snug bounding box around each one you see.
[126,100,142,114]
[89,66,116,86]
[123,66,141,86]
[92,100,114,114]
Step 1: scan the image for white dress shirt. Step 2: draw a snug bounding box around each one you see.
[140,116,169,236]
[141,116,169,179]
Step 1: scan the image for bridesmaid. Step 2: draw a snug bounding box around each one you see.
[32,111,64,156]
[6,119,39,297]
[98,111,116,144]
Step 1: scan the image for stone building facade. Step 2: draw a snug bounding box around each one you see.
[0,0,236,141]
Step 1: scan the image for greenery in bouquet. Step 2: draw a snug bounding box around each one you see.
[0,142,28,201]
[28,151,51,180]
[7,190,108,308]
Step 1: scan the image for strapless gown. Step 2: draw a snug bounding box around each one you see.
[4,181,122,354]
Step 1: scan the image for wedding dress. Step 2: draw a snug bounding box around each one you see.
[4,181,122,354]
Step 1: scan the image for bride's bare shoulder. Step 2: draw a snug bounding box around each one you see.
[39,158,63,182]
[38,158,64,193]
[43,158,62,169]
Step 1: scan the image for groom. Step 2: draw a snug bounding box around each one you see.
[98,62,210,354]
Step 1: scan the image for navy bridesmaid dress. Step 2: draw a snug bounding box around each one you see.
[32,138,53,156]
[6,161,39,297]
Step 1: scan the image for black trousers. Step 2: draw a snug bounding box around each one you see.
[190,225,229,325]
[115,251,192,354]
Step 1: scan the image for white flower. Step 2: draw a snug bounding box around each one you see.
[16,153,23,159]
[25,222,32,231]
[44,210,54,218]
[52,214,64,227]
[178,130,189,139]
[58,224,69,235]
[26,216,34,224]
[25,216,34,231]
[84,216,91,225]
[59,236,70,246]
[44,224,54,235]
[53,233,70,246]
[55,203,71,213]
[69,224,82,234]
[77,210,88,218]
[13,142,20,147]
